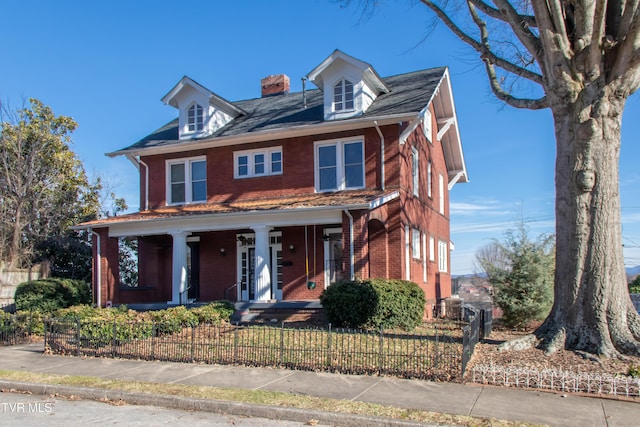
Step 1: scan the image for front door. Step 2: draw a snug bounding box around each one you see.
[187,241,200,301]
[324,228,343,287]
[237,232,282,301]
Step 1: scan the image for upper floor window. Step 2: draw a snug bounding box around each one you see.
[315,138,364,192]
[167,157,206,205]
[427,161,432,198]
[411,147,419,197]
[234,147,283,179]
[187,103,204,132]
[439,173,445,214]
[333,79,354,111]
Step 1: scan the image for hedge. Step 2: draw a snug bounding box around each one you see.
[320,279,425,330]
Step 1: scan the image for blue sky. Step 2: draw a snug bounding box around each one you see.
[1,1,639,275]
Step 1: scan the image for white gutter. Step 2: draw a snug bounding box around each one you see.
[373,121,385,190]
[343,210,355,281]
[126,155,149,211]
[90,229,101,308]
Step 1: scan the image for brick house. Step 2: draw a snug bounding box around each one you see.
[77,50,468,314]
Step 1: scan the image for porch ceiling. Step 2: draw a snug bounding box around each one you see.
[75,189,399,237]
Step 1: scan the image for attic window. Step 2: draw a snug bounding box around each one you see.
[187,103,204,132]
[333,80,354,111]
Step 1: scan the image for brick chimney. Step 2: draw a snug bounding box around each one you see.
[261,74,290,97]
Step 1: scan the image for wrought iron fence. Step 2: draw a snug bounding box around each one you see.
[44,319,466,381]
[1,312,36,345]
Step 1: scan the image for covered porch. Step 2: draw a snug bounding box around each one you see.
[81,190,398,307]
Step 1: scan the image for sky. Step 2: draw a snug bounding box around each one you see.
[1,0,639,275]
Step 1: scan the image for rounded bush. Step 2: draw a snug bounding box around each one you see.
[320,279,425,330]
[15,278,91,313]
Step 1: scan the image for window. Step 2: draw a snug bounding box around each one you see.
[422,233,427,282]
[438,240,448,273]
[167,157,207,204]
[429,236,435,262]
[187,103,204,132]
[234,147,283,178]
[315,139,364,192]
[423,109,432,143]
[333,79,354,111]
[411,147,419,197]
[439,174,445,214]
[411,228,421,259]
[427,161,432,198]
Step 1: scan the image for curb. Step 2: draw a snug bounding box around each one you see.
[0,380,442,427]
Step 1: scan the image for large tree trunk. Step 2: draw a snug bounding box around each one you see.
[537,85,640,356]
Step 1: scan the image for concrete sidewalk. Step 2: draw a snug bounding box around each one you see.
[0,343,637,426]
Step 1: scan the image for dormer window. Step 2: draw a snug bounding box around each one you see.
[187,103,204,132]
[333,80,354,111]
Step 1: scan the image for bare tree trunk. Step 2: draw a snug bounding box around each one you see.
[537,85,640,356]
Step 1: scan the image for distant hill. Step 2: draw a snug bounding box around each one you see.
[627,265,640,277]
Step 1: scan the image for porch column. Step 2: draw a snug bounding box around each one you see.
[252,226,272,301]
[169,231,190,304]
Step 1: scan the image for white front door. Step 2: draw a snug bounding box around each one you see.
[323,228,343,288]
[237,232,282,301]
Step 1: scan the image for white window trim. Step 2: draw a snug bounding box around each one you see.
[333,79,355,112]
[166,155,207,206]
[427,161,432,199]
[187,102,204,133]
[314,137,365,192]
[438,240,448,273]
[234,146,283,179]
[429,236,435,262]
[439,173,445,214]
[423,109,432,143]
[405,226,410,280]
[411,146,419,197]
[422,233,427,282]
[411,228,421,260]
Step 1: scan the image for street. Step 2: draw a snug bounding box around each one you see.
[0,392,328,426]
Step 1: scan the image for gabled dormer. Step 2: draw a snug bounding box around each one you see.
[306,50,390,121]
[161,76,245,140]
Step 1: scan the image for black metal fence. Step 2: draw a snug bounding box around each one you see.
[1,312,36,345]
[45,319,467,381]
[461,304,493,375]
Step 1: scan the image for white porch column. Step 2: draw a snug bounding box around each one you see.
[252,226,272,301]
[169,231,190,304]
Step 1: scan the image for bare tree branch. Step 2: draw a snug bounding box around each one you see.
[469,0,537,27]
[610,6,640,83]
[419,0,544,84]
[491,0,543,64]
[466,1,548,108]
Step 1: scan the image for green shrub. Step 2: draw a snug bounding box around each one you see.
[15,278,91,313]
[628,276,640,294]
[628,365,640,378]
[191,301,235,324]
[320,279,425,330]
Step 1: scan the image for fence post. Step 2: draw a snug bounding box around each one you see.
[233,322,239,364]
[191,325,196,361]
[150,321,155,360]
[112,321,117,357]
[279,322,284,368]
[43,317,48,350]
[327,323,332,368]
[378,327,384,375]
[75,318,81,356]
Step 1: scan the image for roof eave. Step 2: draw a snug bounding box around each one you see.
[105,112,417,158]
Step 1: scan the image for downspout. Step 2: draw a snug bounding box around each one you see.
[343,210,355,280]
[373,121,385,190]
[90,229,101,308]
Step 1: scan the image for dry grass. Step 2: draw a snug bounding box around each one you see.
[0,369,546,427]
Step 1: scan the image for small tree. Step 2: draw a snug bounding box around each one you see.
[477,225,555,328]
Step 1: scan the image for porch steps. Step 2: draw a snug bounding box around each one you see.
[232,300,325,325]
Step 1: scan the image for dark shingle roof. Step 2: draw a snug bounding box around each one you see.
[115,67,446,154]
